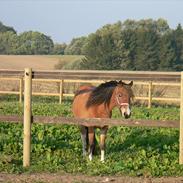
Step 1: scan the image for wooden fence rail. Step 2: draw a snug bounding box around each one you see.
[0,115,179,128]
[0,69,180,81]
[0,77,181,107]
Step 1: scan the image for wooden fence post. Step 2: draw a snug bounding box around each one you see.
[23,68,32,167]
[59,80,64,104]
[179,71,183,164]
[19,77,23,103]
[148,81,152,108]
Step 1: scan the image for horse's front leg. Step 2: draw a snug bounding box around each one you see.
[100,126,108,162]
[88,127,95,161]
[80,125,88,156]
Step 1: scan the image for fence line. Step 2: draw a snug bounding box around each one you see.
[0,115,179,128]
[23,68,32,167]
[0,69,180,81]
[0,68,183,166]
[180,72,183,164]
[0,77,181,107]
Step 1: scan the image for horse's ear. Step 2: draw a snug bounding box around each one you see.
[128,81,133,87]
[118,80,123,85]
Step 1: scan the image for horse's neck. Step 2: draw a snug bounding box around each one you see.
[95,104,112,118]
[108,94,117,111]
[100,100,116,118]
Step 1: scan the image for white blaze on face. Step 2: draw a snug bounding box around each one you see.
[120,105,131,118]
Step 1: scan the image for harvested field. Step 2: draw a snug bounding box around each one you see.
[0,55,83,70]
[0,58,181,105]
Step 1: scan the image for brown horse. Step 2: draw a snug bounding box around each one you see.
[72,80,133,162]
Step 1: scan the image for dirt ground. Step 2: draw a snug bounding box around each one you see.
[1,173,183,183]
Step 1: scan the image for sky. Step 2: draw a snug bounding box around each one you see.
[0,0,183,43]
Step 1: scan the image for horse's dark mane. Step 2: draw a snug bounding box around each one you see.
[74,88,94,98]
[86,80,119,108]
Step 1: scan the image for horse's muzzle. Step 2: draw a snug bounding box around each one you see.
[123,111,131,119]
[120,105,131,119]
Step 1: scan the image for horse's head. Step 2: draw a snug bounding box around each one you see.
[114,80,133,119]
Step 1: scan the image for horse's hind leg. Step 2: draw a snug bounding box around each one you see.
[80,125,88,156]
[88,127,95,161]
[100,126,108,162]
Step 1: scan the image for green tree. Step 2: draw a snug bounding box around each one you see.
[171,24,183,71]
[80,19,171,71]
[81,22,129,70]
[158,32,177,70]
[0,21,16,34]
[65,37,87,55]
[122,18,170,34]
[52,43,67,55]
[120,29,137,70]
[135,29,160,70]
[17,31,54,54]
[0,31,18,54]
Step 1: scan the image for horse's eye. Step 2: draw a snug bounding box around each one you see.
[118,94,123,97]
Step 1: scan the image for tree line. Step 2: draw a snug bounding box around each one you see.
[1,19,183,71]
[0,21,66,55]
[65,19,183,71]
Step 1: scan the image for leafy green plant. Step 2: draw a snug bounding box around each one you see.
[0,100,182,176]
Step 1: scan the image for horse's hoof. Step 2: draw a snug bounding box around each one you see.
[100,158,105,163]
[83,151,87,157]
[89,153,93,161]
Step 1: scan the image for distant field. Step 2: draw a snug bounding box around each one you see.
[0,55,83,70]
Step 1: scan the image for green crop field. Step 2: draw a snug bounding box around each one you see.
[0,97,182,177]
